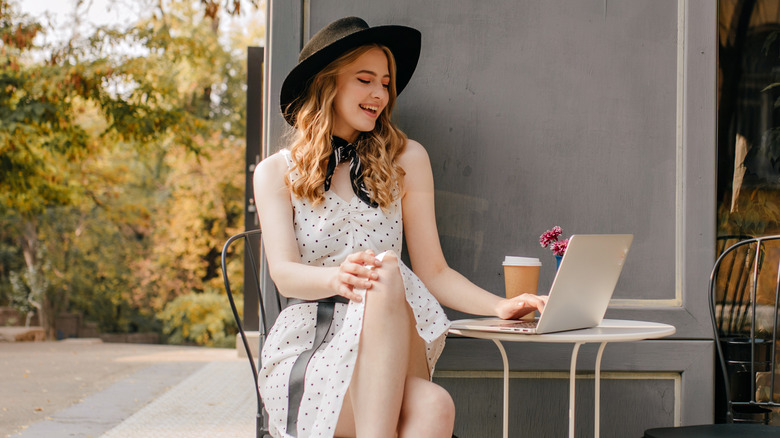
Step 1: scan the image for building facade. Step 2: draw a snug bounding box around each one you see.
[260,1,717,435]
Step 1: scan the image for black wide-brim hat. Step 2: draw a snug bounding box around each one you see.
[280,16,421,126]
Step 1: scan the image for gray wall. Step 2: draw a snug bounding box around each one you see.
[264,0,716,435]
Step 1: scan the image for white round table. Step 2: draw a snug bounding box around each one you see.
[448,319,676,438]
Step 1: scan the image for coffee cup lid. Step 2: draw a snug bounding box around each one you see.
[503,256,542,266]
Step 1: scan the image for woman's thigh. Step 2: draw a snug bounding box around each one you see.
[334,301,429,437]
[334,387,356,438]
[405,303,431,380]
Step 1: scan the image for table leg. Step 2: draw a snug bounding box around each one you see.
[594,342,607,438]
[568,342,583,438]
[491,339,509,438]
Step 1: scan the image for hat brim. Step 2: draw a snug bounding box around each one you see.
[280,25,421,126]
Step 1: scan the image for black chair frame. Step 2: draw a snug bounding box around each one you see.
[222,229,280,438]
[644,235,780,437]
[710,236,780,424]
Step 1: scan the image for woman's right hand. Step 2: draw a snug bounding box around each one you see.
[331,250,382,302]
[495,293,549,320]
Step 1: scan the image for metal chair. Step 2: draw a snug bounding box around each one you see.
[222,229,281,438]
[716,235,754,257]
[644,236,780,437]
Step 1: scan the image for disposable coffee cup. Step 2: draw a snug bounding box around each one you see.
[503,256,542,319]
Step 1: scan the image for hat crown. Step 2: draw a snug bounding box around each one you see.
[299,17,370,62]
[280,16,421,125]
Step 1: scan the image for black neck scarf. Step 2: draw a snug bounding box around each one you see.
[323,136,378,208]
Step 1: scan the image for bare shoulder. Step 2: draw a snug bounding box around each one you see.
[253,150,289,187]
[397,139,431,171]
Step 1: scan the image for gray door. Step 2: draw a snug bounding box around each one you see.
[264,1,716,436]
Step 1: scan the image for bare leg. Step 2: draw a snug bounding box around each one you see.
[347,252,411,437]
[334,388,356,438]
[334,252,455,437]
[398,314,455,438]
[398,376,455,437]
[338,324,454,438]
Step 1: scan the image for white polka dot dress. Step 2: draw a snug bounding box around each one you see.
[258,149,451,438]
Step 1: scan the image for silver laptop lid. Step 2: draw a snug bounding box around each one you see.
[535,234,633,334]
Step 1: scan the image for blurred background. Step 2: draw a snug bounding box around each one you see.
[0,0,264,346]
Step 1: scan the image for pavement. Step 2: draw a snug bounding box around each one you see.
[0,338,256,438]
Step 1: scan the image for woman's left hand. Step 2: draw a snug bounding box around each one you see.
[495,293,549,320]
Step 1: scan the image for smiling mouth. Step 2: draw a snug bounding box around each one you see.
[359,104,379,115]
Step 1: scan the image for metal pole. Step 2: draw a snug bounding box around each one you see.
[244,46,264,331]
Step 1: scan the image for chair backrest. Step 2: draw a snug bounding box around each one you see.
[221,228,280,438]
[710,235,780,424]
[714,235,759,338]
[716,235,755,258]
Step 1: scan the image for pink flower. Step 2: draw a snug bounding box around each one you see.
[551,239,569,256]
[540,226,569,256]
[539,226,563,248]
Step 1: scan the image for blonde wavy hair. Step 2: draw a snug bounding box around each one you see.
[284,44,408,210]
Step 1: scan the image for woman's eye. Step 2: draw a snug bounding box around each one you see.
[357,78,370,84]
[382,83,389,89]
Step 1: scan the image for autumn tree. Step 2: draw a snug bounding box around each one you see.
[0,0,261,340]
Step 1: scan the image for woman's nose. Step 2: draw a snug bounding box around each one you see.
[370,84,386,99]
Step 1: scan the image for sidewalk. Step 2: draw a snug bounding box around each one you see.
[1,338,255,438]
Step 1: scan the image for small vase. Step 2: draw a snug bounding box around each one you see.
[555,254,563,270]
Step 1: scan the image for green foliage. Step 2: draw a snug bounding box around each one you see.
[719,187,780,236]
[0,2,83,216]
[159,291,240,347]
[0,0,262,342]
[39,205,158,333]
[132,137,244,312]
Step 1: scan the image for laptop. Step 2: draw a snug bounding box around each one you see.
[452,234,633,334]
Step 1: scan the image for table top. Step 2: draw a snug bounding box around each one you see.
[449,318,676,343]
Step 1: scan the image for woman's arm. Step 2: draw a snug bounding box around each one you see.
[398,141,546,319]
[252,153,378,302]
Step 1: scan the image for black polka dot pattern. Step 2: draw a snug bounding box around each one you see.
[257,149,451,436]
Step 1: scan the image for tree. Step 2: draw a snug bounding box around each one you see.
[0,0,260,339]
[1,0,95,336]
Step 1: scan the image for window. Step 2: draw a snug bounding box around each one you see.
[718,1,780,242]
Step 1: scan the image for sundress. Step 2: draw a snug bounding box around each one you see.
[258,149,451,438]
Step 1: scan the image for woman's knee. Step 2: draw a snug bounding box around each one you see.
[377,250,401,277]
[427,384,455,423]
[401,380,455,433]
[367,251,406,306]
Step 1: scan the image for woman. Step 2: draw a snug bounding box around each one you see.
[253,16,547,438]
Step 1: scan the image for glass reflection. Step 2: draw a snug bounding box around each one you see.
[719,1,780,239]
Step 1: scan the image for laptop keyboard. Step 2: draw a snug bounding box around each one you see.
[502,320,538,329]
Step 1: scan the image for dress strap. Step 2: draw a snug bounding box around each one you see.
[280,148,292,166]
[279,149,300,184]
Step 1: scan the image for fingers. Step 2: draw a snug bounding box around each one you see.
[515,293,546,305]
[334,273,370,303]
[341,252,380,284]
[335,282,364,302]
[517,293,547,313]
[345,249,382,268]
[497,294,549,320]
[338,269,374,290]
[335,250,382,302]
